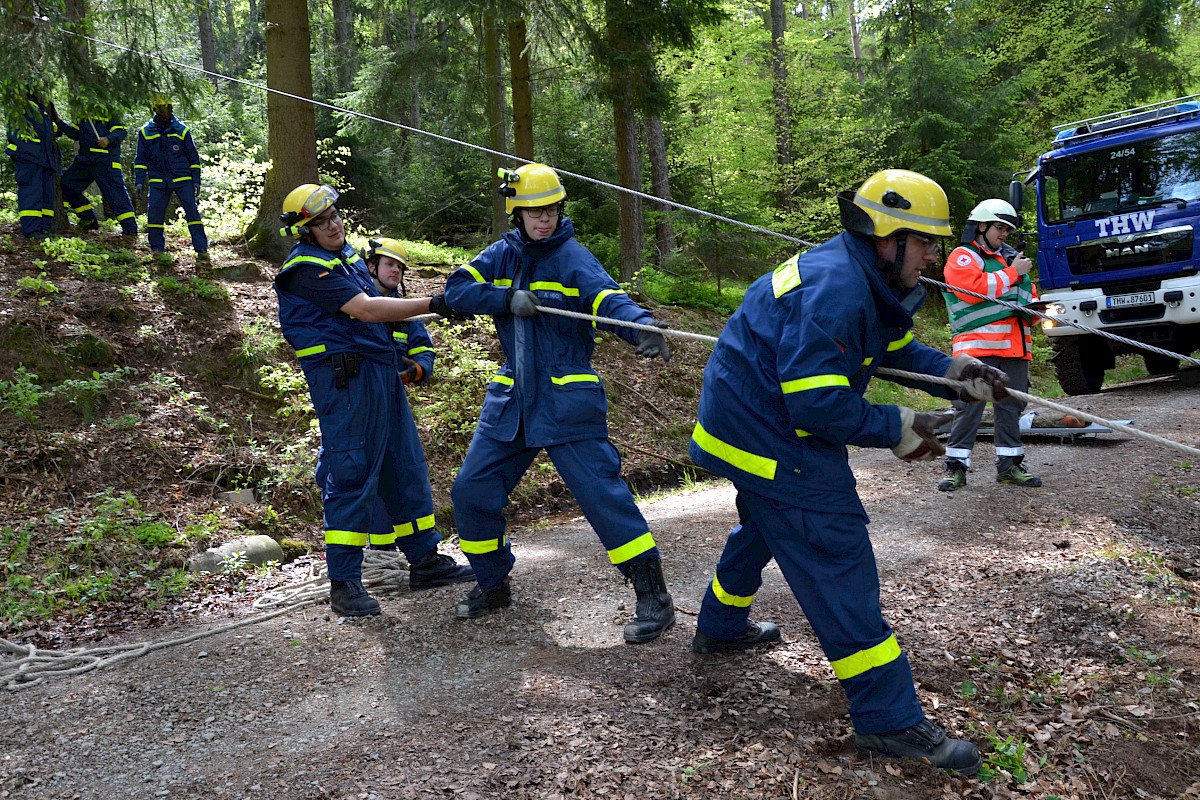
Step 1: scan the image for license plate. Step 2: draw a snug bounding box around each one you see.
[1106,291,1156,309]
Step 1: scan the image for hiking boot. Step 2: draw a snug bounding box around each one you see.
[454,579,512,619]
[410,552,475,591]
[937,466,967,493]
[78,219,100,231]
[692,620,781,655]
[855,717,982,776]
[329,579,381,617]
[997,464,1042,487]
[195,251,211,264]
[622,557,676,644]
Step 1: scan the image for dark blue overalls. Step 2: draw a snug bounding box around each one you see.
[58,116,137,235]
[4,96,59,239]
[134,115,207,254]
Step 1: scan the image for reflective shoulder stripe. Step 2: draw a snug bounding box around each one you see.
[592,288,623,317]
[551,373,600,385]
[772,254,802,298]
[710,574,755,607]
[296,344,327,358]
[491,374,514,385]
[780,374,849,394]
[830,634,902,680]
[691,421,777,480]
[887,331,914,351]
[282,254,340,272]
[529,281,580,297]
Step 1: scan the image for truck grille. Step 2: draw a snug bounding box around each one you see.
[1066,225,1193,275]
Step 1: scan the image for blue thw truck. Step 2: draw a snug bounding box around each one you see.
[1011,96,1200,394]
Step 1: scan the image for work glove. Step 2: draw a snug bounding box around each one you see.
[134,184,147,208]
[891,407,950,462]
[428,292,472,320]
[97,136,110,148]
[634,322,671,362]
[399,357,424,386]
[945,355,1010,402]
[507,289,539,317]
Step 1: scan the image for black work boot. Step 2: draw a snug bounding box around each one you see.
[454,579,512,619]
[937,459,968,493]
[692,620,782,655]
[855,717,982,776]
[410,552,475,591]
[328,579,381,617]
[622,557,676,644]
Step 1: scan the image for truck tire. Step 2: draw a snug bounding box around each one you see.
[1143,351,1180,376]
[1053,338,1105,395]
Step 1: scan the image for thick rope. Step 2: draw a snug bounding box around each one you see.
[0,550,411,691]
[539,305,1200,458]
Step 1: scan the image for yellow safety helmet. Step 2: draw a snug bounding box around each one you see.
[838,169,952,239]
[279,183,339,239]
[497,163,566,215]
[150,95,172,112]
[364,237,409,268]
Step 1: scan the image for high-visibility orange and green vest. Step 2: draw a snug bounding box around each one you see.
[942,242,1037,361]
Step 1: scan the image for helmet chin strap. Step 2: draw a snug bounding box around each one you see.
[879,234,908,291]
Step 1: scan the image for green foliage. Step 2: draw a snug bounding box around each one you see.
[153,275,230,302]
[979,733,1031,784]
[0,365,46,426]
[197,131,270,241]
[39,238,148,284]
[229,319,286,380]
[257,363,314,419]
[642,264,748,315]
[14,272,61,305]
[50,367,135,425]
[408,322,499,458]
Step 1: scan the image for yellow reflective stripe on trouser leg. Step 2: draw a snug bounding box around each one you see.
[710,574,754,607]
[392,514,437,538]
[829,634,902,680]
[460,534,506,554]
[325,529,369,547]
[607,532,656,565]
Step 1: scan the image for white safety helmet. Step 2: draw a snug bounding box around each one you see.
[963,198,1020,244]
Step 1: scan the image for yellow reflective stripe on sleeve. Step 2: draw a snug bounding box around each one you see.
[862,356,874,366]
[189,164,201,169]
[529,281,580,296]
[780,374,850,394]
[296,344,327,358]
[691,422,777,480]
[111,162,122,169]
[460,265,486,283]
[491,374,514,385]
[90,147,108,153]
[887,332,914,351]
[772,254,802,298]
[325,529,369,547]
[134,164,147,169]
[149,178,163,183]
[608,532,656,564]
[173,176,192,182]
[795,429,811,437]
[550,373,600,385]
[460,535,506,555]
[407,346,432,356]
[711,574,754,607]
[494,278,513,287]
[111,125,127,131]
[592,288,622,317]
[830,634,902,680]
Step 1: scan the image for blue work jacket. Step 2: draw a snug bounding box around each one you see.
[4,97,58,168]
[275,241,394,370]
[58,116,129,167]
[445,219,652,446]
[134,115,201,188]
[689,232,956,514]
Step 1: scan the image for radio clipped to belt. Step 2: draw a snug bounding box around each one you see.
[325,352,363,389]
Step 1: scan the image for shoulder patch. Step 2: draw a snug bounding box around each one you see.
[956,253,973,267]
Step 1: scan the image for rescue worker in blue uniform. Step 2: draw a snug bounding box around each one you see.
[4,90,60,240]
[364,238,437,387]
[133,97,208,258]
[56,104,138,237]
[689,170,1011,776]
[443,163,675,644]
[274,184,469,616]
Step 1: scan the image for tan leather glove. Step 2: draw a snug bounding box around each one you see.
[891,407,950,462]
[945,355,1009,402]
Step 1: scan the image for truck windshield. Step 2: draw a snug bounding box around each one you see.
[1042,130,1200,223]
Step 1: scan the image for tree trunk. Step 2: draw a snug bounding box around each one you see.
[848,0,865,85]
[199,0,219,88]
[332,0,355,92]
[612,96,644,289]
[484,14,508,239]
[507,17,533,160]
[62,0,92,76]
[247,0,319,261]
[645,113,675,263]
[769,0,792,211]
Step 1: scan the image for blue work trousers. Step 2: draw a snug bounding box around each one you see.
[451,428,659,588]
[696,488,923,735]
[311,359,440,581]
[12,160,56,237]
[61,160,137,235]
[146,182,207,253]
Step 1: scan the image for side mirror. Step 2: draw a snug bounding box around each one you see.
[1009,180,1024,212]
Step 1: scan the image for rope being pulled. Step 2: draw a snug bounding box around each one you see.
[535,305,1200,459]
[0,550,412,691]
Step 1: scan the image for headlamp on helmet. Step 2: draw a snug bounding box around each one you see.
[279,184,339,239]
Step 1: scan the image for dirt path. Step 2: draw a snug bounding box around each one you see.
[3,378,1199,800]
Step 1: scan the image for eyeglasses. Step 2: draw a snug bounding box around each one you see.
[908,232,941,256]
[309,209,342,231]
[522,206,560,221]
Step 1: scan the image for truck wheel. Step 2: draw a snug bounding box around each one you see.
[1053,338,1105,395]
[1143,351,1180,376]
